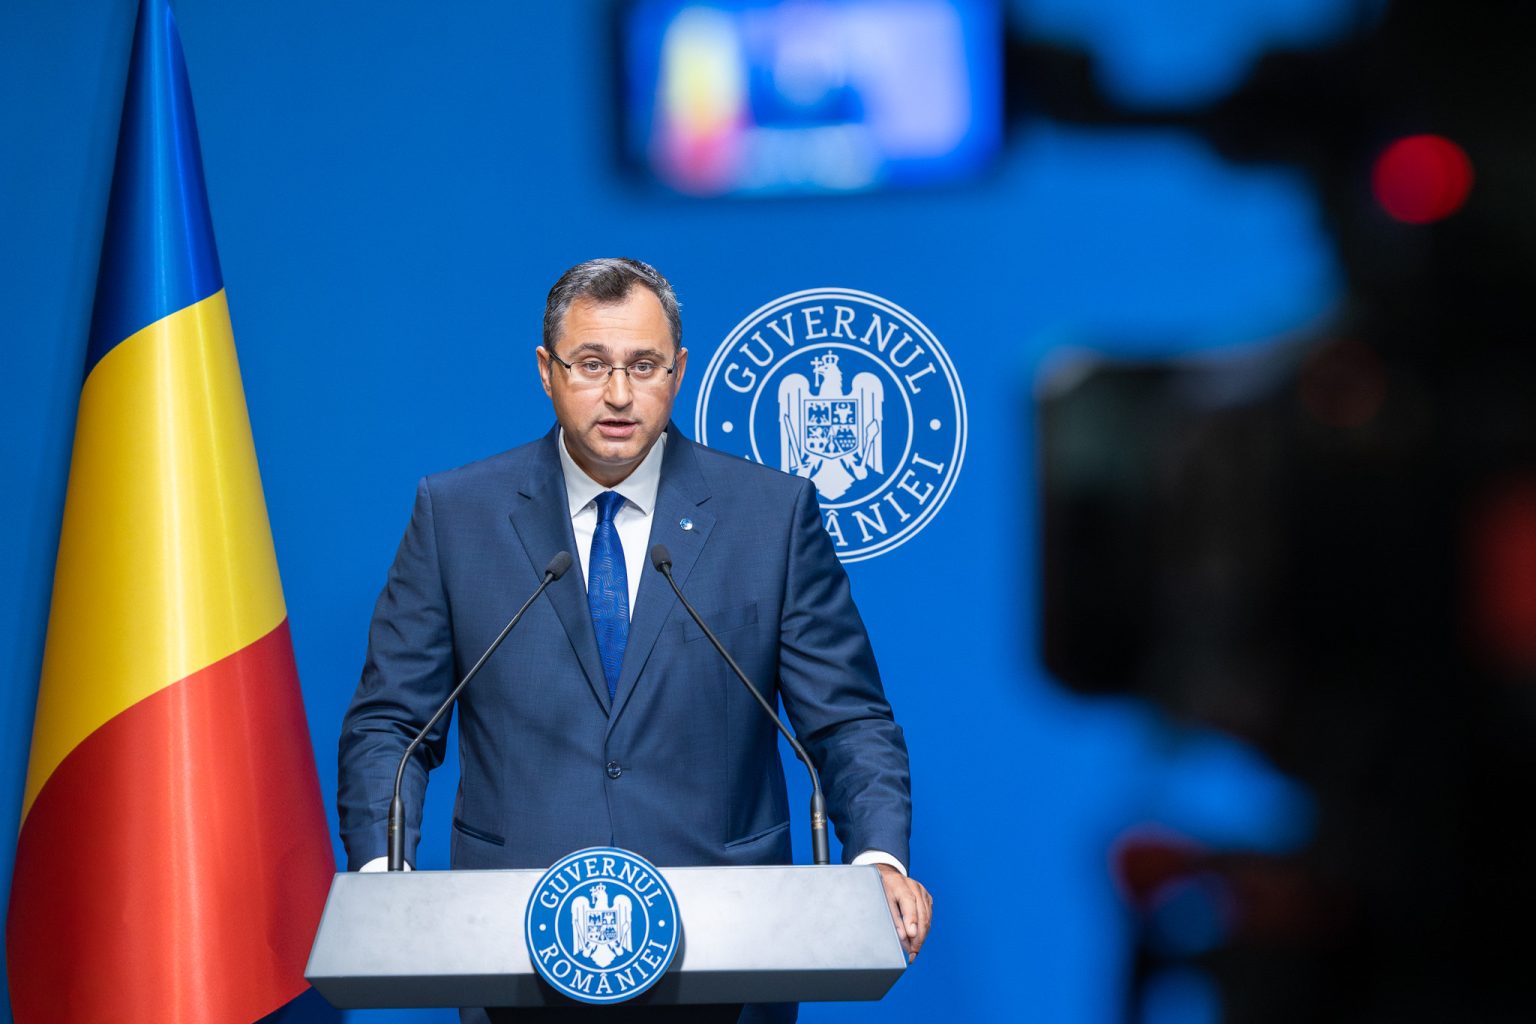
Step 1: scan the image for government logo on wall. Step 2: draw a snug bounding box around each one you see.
[525,847,681,1004]
[695,289,967,562]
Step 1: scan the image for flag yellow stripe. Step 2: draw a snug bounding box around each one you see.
[22,290,286,822]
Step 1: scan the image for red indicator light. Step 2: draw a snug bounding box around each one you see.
[1372,134,1474,224]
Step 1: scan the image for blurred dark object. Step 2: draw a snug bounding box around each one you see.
[1111,827,1347,1023]
[1032,1,1536,1022]
[1466,476,1536,678]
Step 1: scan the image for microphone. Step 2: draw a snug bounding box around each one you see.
[649,544,831,866]
[387,550,573,871]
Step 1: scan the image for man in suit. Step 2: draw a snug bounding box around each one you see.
[337,258,931,1021]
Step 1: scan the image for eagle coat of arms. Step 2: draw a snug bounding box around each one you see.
[570,883,633,968]
[778,352,884,501]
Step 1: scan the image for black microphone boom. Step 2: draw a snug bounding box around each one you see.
[649,543,832,866]
[386,550,573,871]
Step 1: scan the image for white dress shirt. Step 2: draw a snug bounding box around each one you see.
[558,428,664,614]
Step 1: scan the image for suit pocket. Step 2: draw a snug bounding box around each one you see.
[452,817,506,847]
[682,601,759,643]
[724,819,790,850]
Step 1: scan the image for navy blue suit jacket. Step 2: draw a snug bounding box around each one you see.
[338,425,911,874]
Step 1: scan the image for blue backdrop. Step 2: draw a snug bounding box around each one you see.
[2,2,1345,1021]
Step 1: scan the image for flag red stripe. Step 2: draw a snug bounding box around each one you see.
[7,620,335,1024]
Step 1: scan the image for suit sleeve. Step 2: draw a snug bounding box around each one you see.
[774,478,913,869]
[336,477,457,870]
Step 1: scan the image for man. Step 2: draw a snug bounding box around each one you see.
[337,258,930,1021]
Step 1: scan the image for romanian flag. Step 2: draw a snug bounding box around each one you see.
[6,1,335,1020]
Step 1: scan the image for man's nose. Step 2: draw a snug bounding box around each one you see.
[603,368,634,404]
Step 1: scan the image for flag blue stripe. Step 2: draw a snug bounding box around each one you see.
[85,0,222,378]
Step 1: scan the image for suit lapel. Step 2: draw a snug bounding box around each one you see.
[607,428,715,728]
[508,428,610,712]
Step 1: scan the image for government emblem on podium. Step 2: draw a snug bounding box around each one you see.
[696,288,967,562]
[572,882,631,967]
[525,847,680,1004]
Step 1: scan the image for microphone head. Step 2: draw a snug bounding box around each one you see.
[649,544,672,572]
[545,551,574,580]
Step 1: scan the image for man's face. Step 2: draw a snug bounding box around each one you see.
[537,287,687,487]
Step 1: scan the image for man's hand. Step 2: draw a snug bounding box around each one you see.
[876,863,932,963]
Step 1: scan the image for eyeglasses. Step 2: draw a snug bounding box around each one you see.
[547,350,678,389]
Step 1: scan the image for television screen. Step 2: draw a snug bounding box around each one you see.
[621,0,1003,196]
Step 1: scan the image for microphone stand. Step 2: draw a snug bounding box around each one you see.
[650,544,831,866]
[387,551,572,871]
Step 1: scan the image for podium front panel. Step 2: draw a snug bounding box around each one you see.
[305,864,908,1008]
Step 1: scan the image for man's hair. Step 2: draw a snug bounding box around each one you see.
[542,257,682,353]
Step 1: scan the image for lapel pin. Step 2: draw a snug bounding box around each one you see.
[679,517,694,531]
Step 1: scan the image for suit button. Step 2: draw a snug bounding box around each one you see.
[606,761,622,779]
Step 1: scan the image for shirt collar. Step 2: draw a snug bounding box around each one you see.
[558,427,667,517]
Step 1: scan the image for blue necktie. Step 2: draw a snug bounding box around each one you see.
[588,491,629,702]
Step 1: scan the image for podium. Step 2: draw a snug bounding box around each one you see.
[305,865,907,1009]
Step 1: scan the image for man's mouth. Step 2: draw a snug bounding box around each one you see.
[596,419,639,440]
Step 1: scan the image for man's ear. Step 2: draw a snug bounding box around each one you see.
[672,347,688,391]
[536,346,553,397]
